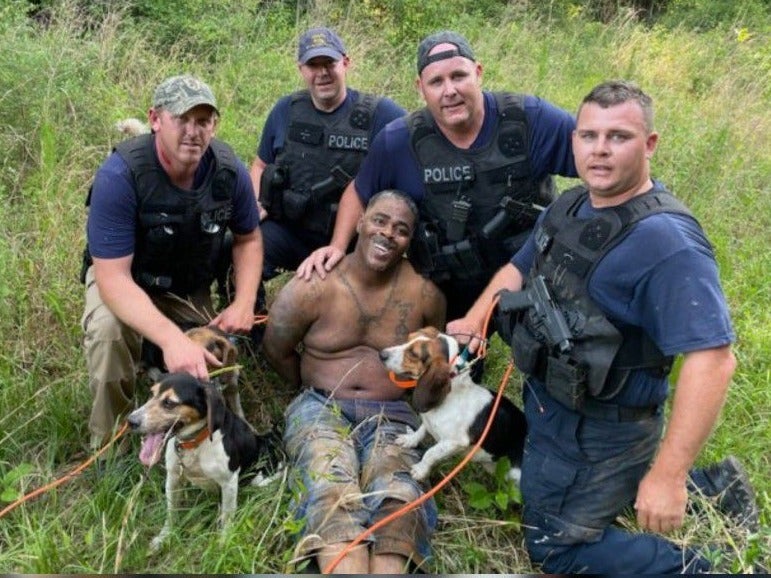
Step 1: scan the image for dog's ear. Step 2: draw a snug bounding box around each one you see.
[437,333,459,361]
[412,346,452,413]
[221,338,238,368]
[205,383,228,435]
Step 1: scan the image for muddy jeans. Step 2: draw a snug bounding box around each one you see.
[81,266,212,444]
[521,379,711,574]
[283,389,437,569]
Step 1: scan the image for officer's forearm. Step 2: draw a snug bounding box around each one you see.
[649,347,735,481]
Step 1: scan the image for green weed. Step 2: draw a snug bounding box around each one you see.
[0,0,768,573]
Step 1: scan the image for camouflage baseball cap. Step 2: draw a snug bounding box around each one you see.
[152,75,219,116]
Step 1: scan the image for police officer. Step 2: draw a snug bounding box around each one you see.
[448,80,758,573]
[250,27,406,291]
[298,30,577,321]
[82,75,262,450]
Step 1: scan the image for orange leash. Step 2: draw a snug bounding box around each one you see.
[0,421,129,520]
[323,296,504,574]
[323,360,515,574]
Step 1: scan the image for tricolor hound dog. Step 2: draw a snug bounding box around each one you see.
[379,327,526,484]
[127,372,283,552]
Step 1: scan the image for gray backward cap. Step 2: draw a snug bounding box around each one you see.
[416,30,475,74]
[152,75,219,116]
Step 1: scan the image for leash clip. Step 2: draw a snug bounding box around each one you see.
[453,347,471,372]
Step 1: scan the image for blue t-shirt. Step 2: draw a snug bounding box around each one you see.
[87,141,259,259]
[354,91,578,204]
[512,182,735,406]
[257,88,406,163]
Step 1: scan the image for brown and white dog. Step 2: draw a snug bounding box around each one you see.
[127,372,283,552]
[115,117,150,138]
[142,325,244,419]
[185,326,244,418]
[379,327,526,484]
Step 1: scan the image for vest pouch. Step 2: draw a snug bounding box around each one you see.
[282,189,310,221]
[510,322,543,376]
[409,222,441,277]
[441,240,484,281]
[143,216,180,263]
[259,164,287,220]
[545,354,587,411]
[302,201,334,236]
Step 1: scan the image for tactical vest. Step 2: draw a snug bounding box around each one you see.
[407,92,555,285]
[86,134,237,295]
[509,185,696,409]
[266,90,380,236]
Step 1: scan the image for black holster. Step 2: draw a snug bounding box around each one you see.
[259,164,287,220]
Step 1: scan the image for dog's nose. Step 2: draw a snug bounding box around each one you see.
[378,351,389,362]
[127,411,141,430]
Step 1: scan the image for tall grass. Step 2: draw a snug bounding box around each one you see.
[0,0,768,573]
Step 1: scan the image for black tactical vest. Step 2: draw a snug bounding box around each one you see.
[271,90,380,235]
[407,92,555,284]
[109,134,237,295]
[510,184,696,406]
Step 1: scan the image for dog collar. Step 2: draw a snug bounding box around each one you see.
[175,426,210,451]
[388,371,417,389]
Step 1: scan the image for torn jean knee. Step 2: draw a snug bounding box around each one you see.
[282,389,435,565]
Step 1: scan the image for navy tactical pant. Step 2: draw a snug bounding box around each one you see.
[521,380,711,574]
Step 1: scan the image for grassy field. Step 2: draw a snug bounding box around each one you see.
[0,0,768,573]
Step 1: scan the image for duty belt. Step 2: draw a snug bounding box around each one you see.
[579,398,660,422]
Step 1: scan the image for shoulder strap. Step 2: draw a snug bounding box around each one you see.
[350,92,382,134]
[114,134,159,205]
[206,138,238,201]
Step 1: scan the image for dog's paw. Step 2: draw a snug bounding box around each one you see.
[395,428,420,448]
[410,461,430,481]
[250,462,286,487]
[149,533,166,554]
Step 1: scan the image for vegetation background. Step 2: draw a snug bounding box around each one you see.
[0,0,768,573]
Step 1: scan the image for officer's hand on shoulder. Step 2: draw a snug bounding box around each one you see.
[296,246,344,281]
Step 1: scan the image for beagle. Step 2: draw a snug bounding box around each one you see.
[185,325,244,419]
[379,327,526,484]
[143,325,245,419]
[127,373,283,552]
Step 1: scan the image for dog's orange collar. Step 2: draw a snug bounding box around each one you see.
[175,426,210,451]
[388,371,418,389]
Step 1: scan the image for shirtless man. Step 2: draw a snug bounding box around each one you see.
[262,190,446,573]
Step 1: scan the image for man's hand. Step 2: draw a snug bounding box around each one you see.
[211,301,254,335]
[634,466,688,534]
[296,245,345,281]
[163,336,222,381]
[446,317,485,354]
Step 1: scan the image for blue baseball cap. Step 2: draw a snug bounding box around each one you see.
[297,27,346,64]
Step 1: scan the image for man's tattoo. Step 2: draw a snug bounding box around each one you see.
[338,266,400,329]
[394,302,412,341]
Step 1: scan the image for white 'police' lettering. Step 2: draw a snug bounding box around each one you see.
[328,134,369,151]
[423,165,474,184]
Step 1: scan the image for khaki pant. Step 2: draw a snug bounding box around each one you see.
[81,266,213,445]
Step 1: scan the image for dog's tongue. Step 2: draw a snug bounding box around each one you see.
[139,433,165,467]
